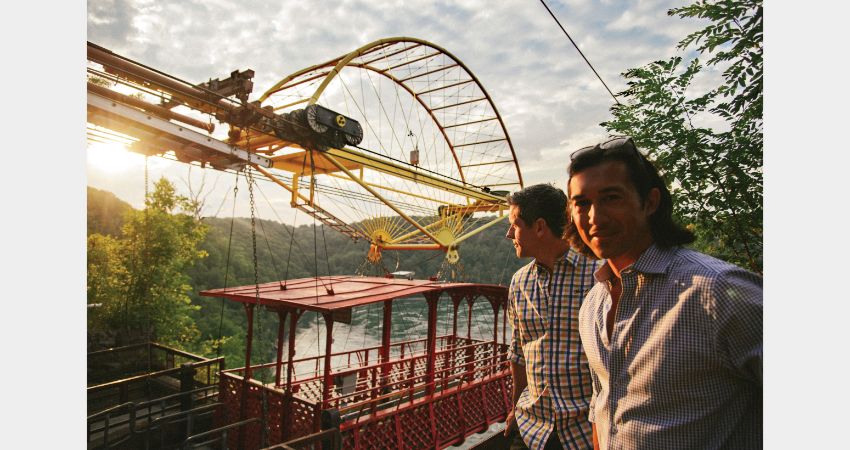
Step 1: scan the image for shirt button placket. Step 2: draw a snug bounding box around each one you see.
[609,269,634,447]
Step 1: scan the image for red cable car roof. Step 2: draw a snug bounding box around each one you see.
[199,276,507,314]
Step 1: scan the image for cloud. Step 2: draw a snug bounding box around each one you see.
[87,0,708,217]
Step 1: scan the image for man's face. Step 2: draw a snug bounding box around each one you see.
[568,160,658,270]
[505,205,538,259]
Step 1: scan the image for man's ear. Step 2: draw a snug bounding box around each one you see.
[534,218,548,237]
[645,187,661,216]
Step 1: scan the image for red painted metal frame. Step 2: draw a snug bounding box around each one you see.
[199,276,506,314]
[202,277,510,450]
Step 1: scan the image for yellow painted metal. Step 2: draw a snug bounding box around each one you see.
[273,97,310,111]
[259,37,525,189]
[387,211,467,245]
[252,165,316,208]
[439,202,506,215]
[324,146,502,203]
[379,243,442,250]
[254,37,525,256]
[320,151,444,246]
[448,214,508,247]
[291,175,299,206]
[325,172,455,205]
[446,247,460,264]
[272,150,362,176]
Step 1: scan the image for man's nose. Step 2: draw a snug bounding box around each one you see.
[588,203,605,225]
[505,227,514,239]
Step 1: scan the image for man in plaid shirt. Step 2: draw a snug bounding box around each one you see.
[503,184,599,450]
[566,137,762,449]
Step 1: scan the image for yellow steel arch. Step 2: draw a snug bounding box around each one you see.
[258,37,523,189]
[252,37,525,259]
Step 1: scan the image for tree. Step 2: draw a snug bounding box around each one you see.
[87,177,209,348]
[601,0,762,272]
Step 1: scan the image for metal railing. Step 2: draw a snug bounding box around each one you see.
[87,384,220,448]
[88,342,223,415]
[263,428,342,450]
[183,417,260,449]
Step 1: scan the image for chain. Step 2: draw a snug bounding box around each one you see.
[244,128,269,448]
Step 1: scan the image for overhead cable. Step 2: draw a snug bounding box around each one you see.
[538,0,621,105]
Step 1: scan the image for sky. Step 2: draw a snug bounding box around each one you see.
[7,1,850,447]
[85,0,708,220]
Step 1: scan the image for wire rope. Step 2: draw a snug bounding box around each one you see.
[538,0,621,105]
[215,172,240,357]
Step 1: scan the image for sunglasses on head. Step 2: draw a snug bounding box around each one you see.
[569,136,642,161]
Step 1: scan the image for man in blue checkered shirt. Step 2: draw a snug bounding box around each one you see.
[566,137,762,450]
[502,184,599,450]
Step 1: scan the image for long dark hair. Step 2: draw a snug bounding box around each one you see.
[565,137,694,257]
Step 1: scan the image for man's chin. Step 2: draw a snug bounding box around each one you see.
[590,244,612,260]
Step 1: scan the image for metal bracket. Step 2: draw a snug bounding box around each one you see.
[87,91,273,169]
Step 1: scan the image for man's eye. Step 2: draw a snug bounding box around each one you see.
[573,200,590,209]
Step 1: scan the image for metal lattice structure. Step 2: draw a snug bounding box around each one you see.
[254,38,523,262]
[201,276,512,450]
[86,38,523,264]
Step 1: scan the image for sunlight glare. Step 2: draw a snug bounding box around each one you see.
[87,124,143,173]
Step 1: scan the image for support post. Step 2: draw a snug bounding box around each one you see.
[465,296,475,382]
[180,363,196,412]
[321,312,335,408]
[425,293,440,450]
[286,310,301,392]
[239,303,255,450]
[425,293,440,395]
[466,296,474,339]
[450,296,461,387]
[275,310,289,387]
[378,300,393,396]
[320,409,342,450]
[490,297,499,376]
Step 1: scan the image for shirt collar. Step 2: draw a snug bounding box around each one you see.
[533,248,578,274]
[593,243,677,281]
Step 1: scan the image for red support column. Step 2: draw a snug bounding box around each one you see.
[466,296,473,339]
[239,303,255,450]
[451,297,460,343]
[378,300,393,397]
[321,312,335,409]
[425,293,439,395]
[465,296,475,382]
[425,292,440,448]
[275,309,289,387]
[286,310,301,392]
[450,296,461,388]
[490,297,499,377]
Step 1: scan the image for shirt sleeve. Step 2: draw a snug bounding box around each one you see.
[507,277,525,366]
[579,298,599,423]
[712,268,763,385]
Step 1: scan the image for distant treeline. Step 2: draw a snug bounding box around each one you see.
[87,186,526,366]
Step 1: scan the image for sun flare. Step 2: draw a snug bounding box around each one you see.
[86,124,142,173]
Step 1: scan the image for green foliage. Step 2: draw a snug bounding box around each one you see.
[88,183,529,367]
[87,187,133,237]
[87,178,209,348]
[601,0,762,272]
[185,215,525,368]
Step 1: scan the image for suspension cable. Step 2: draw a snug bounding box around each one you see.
[321,224,334,294]
[539,0,621,105]
[216,173,240,357]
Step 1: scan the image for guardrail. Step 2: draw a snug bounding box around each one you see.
[88,355,223,415]
[87,382,220,448]
[183,417,261,449]
[263,428,342,450]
